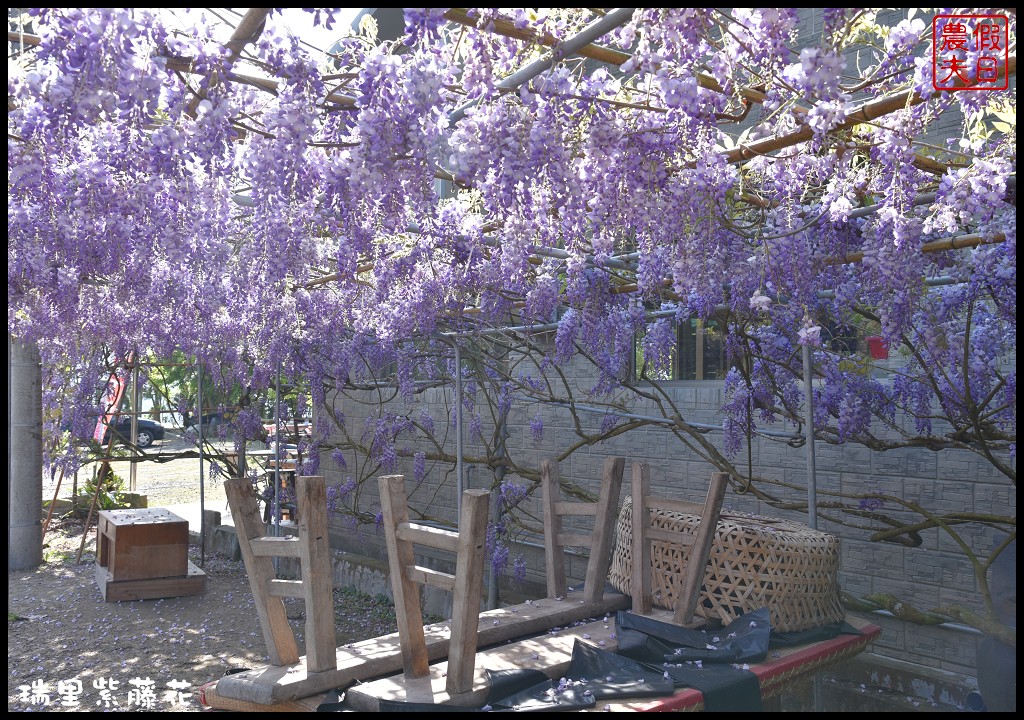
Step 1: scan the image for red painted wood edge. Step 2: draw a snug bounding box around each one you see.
[624,622,883,712]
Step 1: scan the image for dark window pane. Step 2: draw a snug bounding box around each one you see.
[703,320,727,380]
[679,319,698,380]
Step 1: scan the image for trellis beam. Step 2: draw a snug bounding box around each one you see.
[725,56,1017,165]
[448,8,638,124]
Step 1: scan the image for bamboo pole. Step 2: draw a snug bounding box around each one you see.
[42,466,66,537]
[831,231,1008,266]
[183,8,271,125]
[725,56,1017,165]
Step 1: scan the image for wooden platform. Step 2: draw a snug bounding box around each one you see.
[94,560,206,602]
[343,605,660,711]
[211,588,630,705]
[202,612,881,712]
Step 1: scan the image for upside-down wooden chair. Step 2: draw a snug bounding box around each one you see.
[541,456,625,602]
[630,462,729,627]
[377,474,490,697]
[224,475,336,672]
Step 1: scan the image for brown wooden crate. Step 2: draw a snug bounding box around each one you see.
[96,508,189,581]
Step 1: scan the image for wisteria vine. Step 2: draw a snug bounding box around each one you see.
[8,8,1016,638]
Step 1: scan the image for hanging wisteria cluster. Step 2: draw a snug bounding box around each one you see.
[8,8,1015,478]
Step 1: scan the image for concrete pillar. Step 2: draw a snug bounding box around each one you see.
[202,509,221,557]
[9,336,43,569]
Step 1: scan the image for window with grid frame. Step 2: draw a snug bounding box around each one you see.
[633,311,870,383]
[633,316,731,382]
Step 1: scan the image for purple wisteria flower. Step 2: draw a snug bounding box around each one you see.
[858,497,885,512]
[797,317,823,346]
[530,414,544,443]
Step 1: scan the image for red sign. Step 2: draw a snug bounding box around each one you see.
[932,15,1009,91]
[92,354,135,443]
[93,369,128,443]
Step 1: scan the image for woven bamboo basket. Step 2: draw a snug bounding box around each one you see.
[608,497,845,632]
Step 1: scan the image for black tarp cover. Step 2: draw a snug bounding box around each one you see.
[614,607,770,711]
[365,640,674,712]
[319,607,863,712]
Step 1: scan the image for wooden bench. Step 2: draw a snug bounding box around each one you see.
[541,456,625,601]
[212,461,632,707]
[225,475,335,672]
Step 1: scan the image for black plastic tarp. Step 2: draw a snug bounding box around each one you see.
[614,607,770,711]
[318,607,864,712]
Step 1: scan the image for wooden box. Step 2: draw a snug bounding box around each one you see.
[95,508,204,601]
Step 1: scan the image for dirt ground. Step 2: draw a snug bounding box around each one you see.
[8,433,399,713]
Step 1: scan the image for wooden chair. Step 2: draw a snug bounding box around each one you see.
[378,474,490,697]
[541,456,625,602]
[630,463,729,627]
[224,475,336,672]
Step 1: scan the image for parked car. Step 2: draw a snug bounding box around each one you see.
[103,417,165,448]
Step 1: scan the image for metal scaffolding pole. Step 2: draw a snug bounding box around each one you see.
[802,344,819,530]
[197,362,206,568]
[273,361,282,575]
[802,343,823,712]
[455,342,465,520]
[130,362,139,491]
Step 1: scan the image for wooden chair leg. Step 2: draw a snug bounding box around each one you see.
[225,477,300,667]
[584,456,625,603]
[543,457,625,601]
[672,472,729,626]
[631,462,653,615]
[379,474,491,696]
[541,459,567,599]
[224,476,337,672]
[445,490,489,696]
[378,474,430,679]
[295,476,336,673]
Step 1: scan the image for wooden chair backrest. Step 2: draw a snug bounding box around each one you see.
[541,456,625,603]
[630,463,729,626]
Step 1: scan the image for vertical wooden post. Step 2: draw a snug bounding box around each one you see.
[224,477,300,666]
[446,489,489,696]
[583,456,625,602]
[541,459,566,599]
[672,472,729,625]
[295,476,336,673]
[630,462,653,615]
[378,474,429,679]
